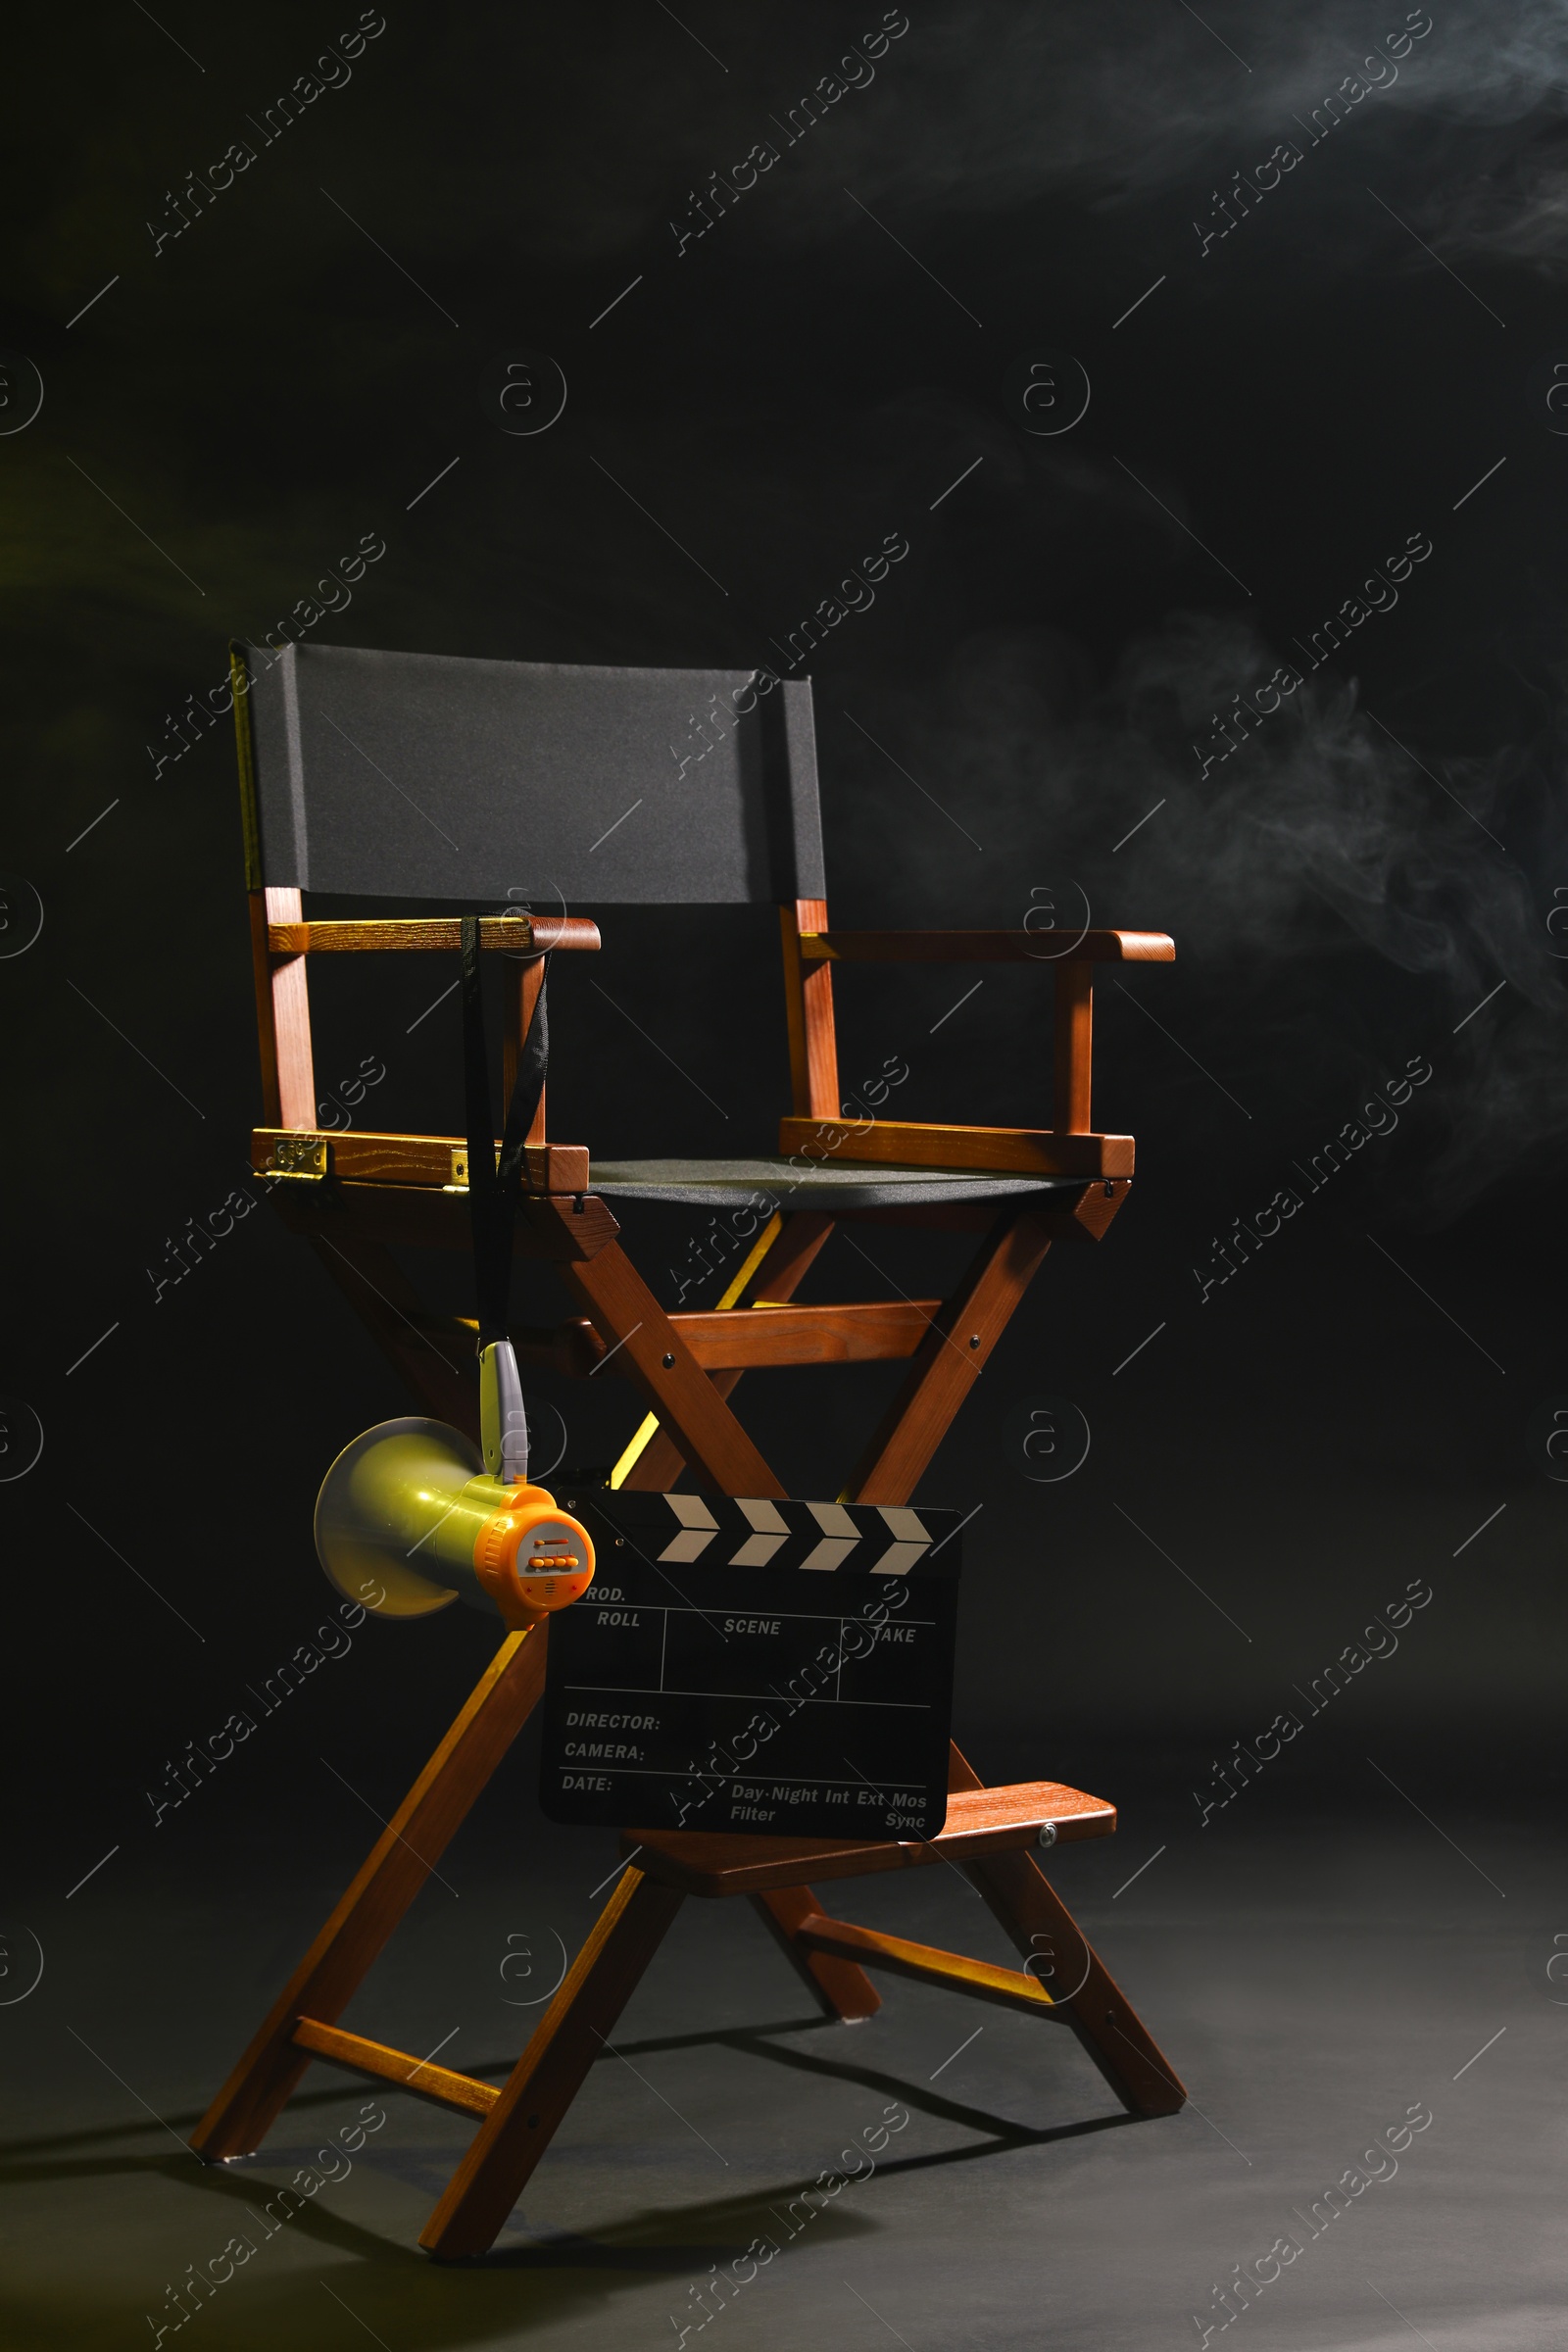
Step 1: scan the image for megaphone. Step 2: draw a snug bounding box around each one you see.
[315,1342,595,1628]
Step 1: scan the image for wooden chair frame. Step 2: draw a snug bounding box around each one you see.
[196,734,1185,2254]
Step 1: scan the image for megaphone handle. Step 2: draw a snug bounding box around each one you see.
[479,1339,529,1485]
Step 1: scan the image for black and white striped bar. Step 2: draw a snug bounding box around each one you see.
[571,1489,965,1577]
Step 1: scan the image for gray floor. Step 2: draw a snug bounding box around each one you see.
[3,1793,1559,2350]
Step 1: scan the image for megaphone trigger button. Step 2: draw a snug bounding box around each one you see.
[469,1491,595,1628]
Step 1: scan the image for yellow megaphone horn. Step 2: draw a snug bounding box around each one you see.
[315,1341,595,1628]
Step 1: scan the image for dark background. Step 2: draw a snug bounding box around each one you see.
[4,0,1565,1873]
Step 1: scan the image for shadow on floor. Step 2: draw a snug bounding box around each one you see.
[0,2014,1150,2347]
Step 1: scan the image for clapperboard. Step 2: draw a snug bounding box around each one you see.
[539,1490,964,1840]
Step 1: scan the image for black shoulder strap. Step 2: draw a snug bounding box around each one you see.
[460,915,550,1348]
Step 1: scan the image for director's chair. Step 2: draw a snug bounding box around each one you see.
[193,639,1186,2254]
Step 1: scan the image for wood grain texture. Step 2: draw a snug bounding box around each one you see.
[794,1916,1068,2018]
[747,1884,881,2021]
[419,1867,685,2258]
[618,1210,836,1492]
[618,1384,740,1494]
[191,1633,548,2162]
[780,899,840,1118]
[947,1741,1187,2118]
[518,1193,625,1264]
[266,886,317,1129]
[667,1296,941,1368]
[290,2019,500,2119]
[623,1781,1115,1897]
[1061,1178,1129,1241]
[743,1207,837,1297]
[779,1117,1135,1180]
[800,929,1174,963]
[539,1297,935,1382]
[251,1128,588,1195]
[845,1206,1057,1505]
[1054,962,1094,1135]
[267,915,601,953]
[562,1241,787,1495]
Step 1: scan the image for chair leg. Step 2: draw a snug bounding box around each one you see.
[727,1209,1180,2091]
[624,1370,743,1493]
[845,1206,1056,1506]
[419,1866,685,2259]
[191,1630,548,2161]
[749,1886,881,2021]
[607,1212,837,1494]
[957,1848,1185,2115]
[949,1743,1185,2117]
[562,1241,785,1495]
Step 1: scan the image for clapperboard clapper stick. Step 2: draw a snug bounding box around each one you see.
[541,1491,964,1840]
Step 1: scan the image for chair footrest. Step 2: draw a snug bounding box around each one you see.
[626,1780,1115,1897]
[794,1914,1065,2016]
[291,2016,498,2118]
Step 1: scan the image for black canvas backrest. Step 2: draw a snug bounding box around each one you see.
[238,640,826,905]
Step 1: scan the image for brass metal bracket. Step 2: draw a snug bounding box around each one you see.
[444,1144,502,1193]
[267,1135,329,1181]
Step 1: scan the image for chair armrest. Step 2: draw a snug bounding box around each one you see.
[266,915,602,953]
[778,1116,1133,1179]
[798,929,1174,963]
[788,922,1174,1152]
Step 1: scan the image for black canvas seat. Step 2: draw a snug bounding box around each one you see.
[587,1156,1077,1207]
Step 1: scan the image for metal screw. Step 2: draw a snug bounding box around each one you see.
[1037,1822,1057,1848]
[968,1334,980,1348]
[662,1352,674,1368]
